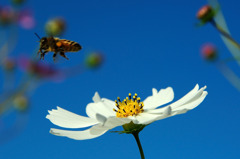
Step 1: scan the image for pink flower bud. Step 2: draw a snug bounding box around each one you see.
[196,5,214,23]
[0,6,15,26]
[201,43,218,61]
[3,58,16,71]
[18,9,35,29]
[18,57,58,78]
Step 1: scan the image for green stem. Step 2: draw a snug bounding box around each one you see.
[221,57,240,63]
[210,20,240,50]
[0,77,33,115]
[133,132,145,159]
[216,61,240,92]
[0,26,18,65]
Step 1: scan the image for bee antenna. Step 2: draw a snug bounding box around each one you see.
[34,32,41,40]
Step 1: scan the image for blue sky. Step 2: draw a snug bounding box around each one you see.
[1,0,240,158]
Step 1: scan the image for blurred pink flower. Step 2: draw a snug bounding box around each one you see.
[18,9,35,29]
[0,6,15,26]
[3,58,16,71]
[18,57,60,80]
[201,43,218,61]
[11,0,26,6]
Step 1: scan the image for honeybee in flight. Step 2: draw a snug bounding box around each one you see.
[35,33,82,61]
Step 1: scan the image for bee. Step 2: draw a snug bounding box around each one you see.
[35,33,82,61]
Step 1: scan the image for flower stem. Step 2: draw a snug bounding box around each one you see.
[210,20,240,50]
[216,61,240,92]
[132,132,145,159]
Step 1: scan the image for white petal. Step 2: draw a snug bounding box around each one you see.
[92,92,101,103]
[95,113,131,128]
[95,113,107,124]
[152,88,158,95]
[133,112,165,125]
[104,116,131,127]
[46,107,98,128]
[86,92,116,119]
[155,106,172,120]
[170,84,199,109]
[86,101,115,120]
[102,98,117,112]
[50,125,109,140]
[143,87,174,109]
[184,86,207,104]
[146,105,172,114]
[139,106,172,123]
[145,85,207,121]
[171,91,208,115]
[171,85,206,109]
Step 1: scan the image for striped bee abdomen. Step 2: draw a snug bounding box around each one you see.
[72,43,82,51]
[61,40,82,52]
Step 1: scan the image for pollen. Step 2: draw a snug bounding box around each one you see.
[56,41,62,47]
[113,93,144,118]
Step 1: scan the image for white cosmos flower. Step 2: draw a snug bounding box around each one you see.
[46,84,207,140]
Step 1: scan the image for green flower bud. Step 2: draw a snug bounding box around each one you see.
[11,0,26,6]
[13,95,29,112]
[196,5,215,24]
[45,17,66,36]
[85,52,104,69]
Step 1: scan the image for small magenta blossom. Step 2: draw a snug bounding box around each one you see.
[201,43,218,61]
[18,57,59,79]
[47,84,207,140]
[11,0,26,6]
[0,6,15,26]
[18,9,35,29]
[3,58,16,71]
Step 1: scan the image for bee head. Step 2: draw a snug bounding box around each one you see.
[40,37,49,49]
[40,37,47,44]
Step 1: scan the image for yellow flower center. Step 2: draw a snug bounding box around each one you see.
[113,93,144,118]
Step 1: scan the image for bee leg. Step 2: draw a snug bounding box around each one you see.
[37,50,41,56]
[53,52,57,61]
[40,53,43,60]
[37,49,43,58]
[40,51,47,60]
[40,53,45,60]
[60,52,69,60]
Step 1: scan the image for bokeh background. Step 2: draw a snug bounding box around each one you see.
[1,0,240,159]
